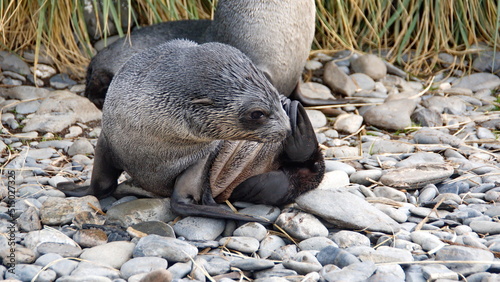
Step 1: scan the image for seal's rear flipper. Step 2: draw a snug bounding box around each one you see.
[170,199,270,223]
[57,182,93,197]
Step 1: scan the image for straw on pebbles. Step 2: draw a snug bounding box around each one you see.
[0,49,499,281]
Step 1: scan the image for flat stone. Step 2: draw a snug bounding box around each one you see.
[470,220,500,234]
[0,50,30,75]
[410,231,446,254]
[452,72,500,91]
[422,264,458,280]
[133,234,198,263]
[317,170,350,190]
[219,236,260,253]
[129,221,175,237]
[275,210,328,240]
[323,61,357,96]
[350,73,376,90]
[106,198,176,228]
[120,257,169,279]
[411,108,443,127]
[80,241,135,269]
[349,170,383,186]
[334,113,363,134]
[363,98,417,131]
[435,245,494,275]
[282,251,322,275]
[357,246,414,263]
[306,110,327,128]
[321,261,377,282]
[330,230,370,248]
[238,205,281,222]
[34,253,78,277]
[373,186,407,202]
[230,258,275,271]
[396,152,444,168]
[40,196,101,225]
[15,100,42,114]
[173,216,225,241]
[423,96,467,115]
[259,235,286,259]
[67,138,94,156]
[379,164,454,189]
[50,73,77,89]
[296,189,400,233]
[233,222,268,241]
[351,54,387,80]
[298,237,338,251]
[325,160,356,175]
[300,82,335,101]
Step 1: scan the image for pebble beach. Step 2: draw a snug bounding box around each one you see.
[0,44,500,281]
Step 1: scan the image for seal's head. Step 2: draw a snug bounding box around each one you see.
[106,40,290,144]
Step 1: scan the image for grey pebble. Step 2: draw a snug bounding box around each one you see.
[5,264,57,282]
[67,138,94,156]
[435,245,494,275]
[298,237,338,251]
[470,220,500,234]
[119,257,169,279]
[129,221,175,237]
[269,244,298,261]
[451,72,500,91]
[15,100,42,114]
[422,264,458,280]
[330,230,370,248]
[325,160,356,175]
[362,139,415,155]
[69,261,121,280]
[306,110,328,128]
[133,234,198,263]
[0,50,31,75]
[106,198,175,228]
[410,231,446,253]
[379,163,454,189]
[321,261,377,282]
[230,258,275,271]
[34,253,78,277]
[396,152,444,168]
[36,242,83,257]
[316,246,360,268]
[259,235,286,259]
[254,264,298,280]
[168,261,192,280]
[72,228,108,248]
[219,236,260,253]
[173,216,225,241]
[333,113,363,134]
[79,241,135,269]
[275,210,328,240]
[282,251,323,275]
[50,73,77,89]
[423,96,467,115]
[351,54,387,80]
[413,127,463,147]
[323,61,356,96]
[373,186,407,202]
[238,204,281,222]
[357,246,414,263]
[363,98,417,131]
[349,170,382,186]
[350,73,375,90]
[40,195,101,225]
[233,222,268,241]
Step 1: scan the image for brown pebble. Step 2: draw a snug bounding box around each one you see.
[139,269,173,282]
[72,229,108,248]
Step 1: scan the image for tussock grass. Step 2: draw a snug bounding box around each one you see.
[0,0,498,79]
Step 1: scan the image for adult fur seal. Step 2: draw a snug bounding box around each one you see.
[85,0,317,108]
[60,40,325,221]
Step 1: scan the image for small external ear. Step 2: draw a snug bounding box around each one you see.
[191,98,214,105]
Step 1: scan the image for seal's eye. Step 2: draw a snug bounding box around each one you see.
[250,110,265,120]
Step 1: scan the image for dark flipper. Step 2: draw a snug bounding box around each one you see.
[230,170,291,206]
[170,155,270,223]
[58,134,123,199]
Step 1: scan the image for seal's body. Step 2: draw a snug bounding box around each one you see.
[62,40,324,221]
[85,0,316,108]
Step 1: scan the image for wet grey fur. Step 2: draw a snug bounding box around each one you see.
[85,0,315,107]
[101,40,290,196]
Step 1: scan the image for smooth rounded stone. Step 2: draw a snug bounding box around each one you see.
[316,246,360,268]
[411,107,443,127]
[50,73,77,89]
[26,148,58,160]
[34,253,78,277]
[0,246,36,264]
[325,160,356,175]
[413,127,464,147]
[372,264,406,281]
[67,138,94,156]
[0,50,30,75]
[396,152,445,168]
[374,205,408,223]
[254,264,298,280]
[351,54,387,80]
[410,231,446,254]
[362,139,415,155]
[417,184,439,204]
[434,193,463,205]
[105,198,175,228]
[22,90,102,133]
[268,244,298,261]
[422,264,458,280]
[16,100,42,114]
[134,235,198,263]
[296,189,400,233]
[349,170,383,186]
[321,261,377,282]
[330,231,370,248]
[485,206,500,218]
[80,241,135,269]
[37,140,74,150]
[379,163,454,189]
[358,246,414,263]
[362,98,417,131]
[323,61,357,96]
[230,258,275,271]
[198,256,229,277]
[18,205,42,232]
[129,221,175,238]
[69,261,121,280]
[437,181,470,194]
[168,261,192,280]
[57,276,112,282]
[48,175,71,188]
[173,216,225,241]
[259,235,286,259]
[333,113,363,134]
[129,269,172,282]
[275,210,328,240]
[219,236,260,253]
[392,239,422,252]
[283,251,323,275]
[423,96,467,115]
[37,242,83,257]
[4,264,57,282]
[119,257,169,279]
[298,237,338,251]
[40,195,101,225]
[72,228,108,248]
[485,190,500,202]
[452,72,500,91]
[325,146,360,158]
[233,222,268,241]
[24,229,79,252]
[4,86,50,101]
[410,206,449,220]
[470,220,500,234]
[373,186,406,202]
[238,205,281,222]
[31,64,56,78]
[476,126,497,139]
[306,110,327,128]
[300,82,335,101]
[350,73,376,90]
[65,126,83,138]
[436,245,494,275]
[317,170,350,190]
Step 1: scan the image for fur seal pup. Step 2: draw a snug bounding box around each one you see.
[61,40,324,221]
[84,0,318,108]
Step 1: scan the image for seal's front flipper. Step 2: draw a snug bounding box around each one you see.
[281,98,318,162]
[171,155,269,223]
